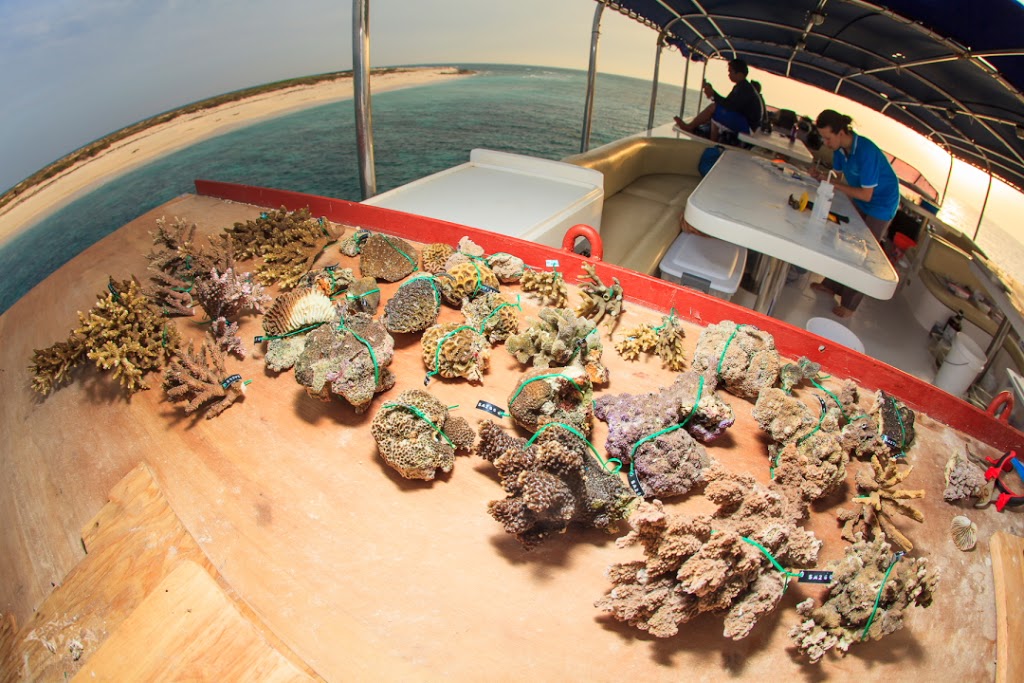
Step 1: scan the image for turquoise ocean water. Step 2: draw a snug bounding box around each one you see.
[0,64,697,314]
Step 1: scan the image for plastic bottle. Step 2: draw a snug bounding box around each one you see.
[809,180,834,227]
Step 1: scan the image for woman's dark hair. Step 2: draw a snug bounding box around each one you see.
[815,109,853,133]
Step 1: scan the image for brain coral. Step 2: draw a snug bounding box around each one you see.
[477,420,635,549]
[691,321,780,398]
[370,389,476,480]
[421,242,456,274]
[382,277,442,334]
[507,365,594,435]
[359,233,419,282]
[421,322,491,383]
[438,260,500,306]
[462,291,521,343]
[293,312,396,412]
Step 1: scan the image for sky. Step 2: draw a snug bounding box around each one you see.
[1,0,1021,238]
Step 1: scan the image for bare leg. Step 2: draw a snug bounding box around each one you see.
[674,103,717,132]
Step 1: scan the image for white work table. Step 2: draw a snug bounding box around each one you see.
[738,131,815,165]
[684,150,898,314]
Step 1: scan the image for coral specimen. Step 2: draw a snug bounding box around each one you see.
[421,322,491,383]
[837,455,925,551]
[164,335,246,419]
[256,215,344,289]
[264,335,308,372]
[486,252,525,283]
[359,232,419,282]
[950,515,977,550]
[614,312,687,371]
[382,277,442,334]
[421,242,456,274]
[507,365,594,435]
[294,313,396,413]
[297,265,355,297]
[630,427,711,498]
[505,307,608,385]
[574,262,624,335]
[340,228,370,257]
[691,321,780,398]
[779,357,821,394]
[790,535,936,663]
[262,286,337,337]
[456,236,484,258]
[840,390,916,461]
[192,265,270,358]
[477,420,635,549]
[594,372,735,453]
[143,269,195,317]
[521,268,568,308]
[342,276,381,316]
[30,278,180,396]
[147,216,223,277]
[942,448,987,502]
[370,389,476,480]
[462,291,521,343]
[437,260,500,306]
[596,466,820,639]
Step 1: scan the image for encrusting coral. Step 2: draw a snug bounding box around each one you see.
[574,263,624,335]
[370,389,476,480]
[359,232,419,282]
[594,371,735,451]
[421,322,491,383]
[521,269,568,307]
[943,448,988,503]
[840,390,916,462]
[382,277,442,334]
[31,278,180,396]
[164,334,246,419]
[691,321,780,398]
[507,365,594,435]
[505,307,608,385]
[790,534,936,663]
[462,291,521,343]
[437,260,500,306]
[596,465,820,640]
[477,420,635,549]
[779,356,822,394]
[614,312,687,371]
[837,454,925,552]
[339,228,370,257]
[293,313,396,413]
[486,252,525,283]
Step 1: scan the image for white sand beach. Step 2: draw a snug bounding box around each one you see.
[0,66,470,245]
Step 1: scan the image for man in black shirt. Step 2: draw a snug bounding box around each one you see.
[674,59,762,142]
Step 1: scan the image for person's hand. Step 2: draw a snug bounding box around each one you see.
[702,81,714,98]
[808,164,825,180]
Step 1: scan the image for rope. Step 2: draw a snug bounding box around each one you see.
[861,552,904,640]
[524,422,621,474]
[381,402,455,448]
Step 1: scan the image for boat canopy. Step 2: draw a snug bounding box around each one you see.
[598,1,1024,194]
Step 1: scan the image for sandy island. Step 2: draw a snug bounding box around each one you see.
[0,66,471,246]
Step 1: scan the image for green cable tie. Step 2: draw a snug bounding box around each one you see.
[259,321,326,341]
[796,398,828,445]
[478,295,522,334]
[447,405,459,410]
[382,402,455,448]
[381,234,418,272]
[524,422,620,474]
[629,375,705,461]
[426,325,478,380]
[849,413,870,422]
[345,287,381,300]
[710,530,802,579]
[171,281,194,293]
[508,372,585,411]
[470,259,484,295]
[890,395,908,454]
[716,323,747,376]
[651,308,678,333]
[861,552,905,640]
[244,379,253,386]
[811,378,848,421]
[338,322,380,386]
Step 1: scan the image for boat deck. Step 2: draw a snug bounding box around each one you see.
[2,192,1022,681]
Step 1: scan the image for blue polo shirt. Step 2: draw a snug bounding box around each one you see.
[833,133,899,220]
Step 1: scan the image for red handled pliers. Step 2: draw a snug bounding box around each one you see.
[971,449,1024,511]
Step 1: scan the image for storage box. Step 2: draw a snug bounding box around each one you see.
[658,233,747,299]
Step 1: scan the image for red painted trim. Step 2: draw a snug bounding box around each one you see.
[195,179,1023,450]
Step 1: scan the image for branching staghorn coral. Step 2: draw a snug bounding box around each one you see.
[505,307,607,385]
[690,320,780,398]
[164,334,246,419]
[837,455,924,552]
[256,216,344,289]
[143,269,195,317]
[574,262,623,335]
[30,278,180,396]
[596,465,820,640]
[613,311,687,371]
[790,534,936,663]
[521,268,568,307]
[477,420,635,549]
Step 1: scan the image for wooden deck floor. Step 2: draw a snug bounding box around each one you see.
[2,193,1022,681]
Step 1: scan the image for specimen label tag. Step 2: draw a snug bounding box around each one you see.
[626,467,646,497]
[254,336,266,344]
[476,400,507,417]
[545,259,560,268]
[221,374,243,389]
[798,570,833,584]
[478,285,500,294]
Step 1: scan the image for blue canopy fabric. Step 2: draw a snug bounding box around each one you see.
[599,0,1024,192]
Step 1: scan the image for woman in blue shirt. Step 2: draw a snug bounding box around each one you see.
[809,109,900,318]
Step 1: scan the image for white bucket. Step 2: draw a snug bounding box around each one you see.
[934,332,986,396]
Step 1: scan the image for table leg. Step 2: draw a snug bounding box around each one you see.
[753,257,788,315]
[969,317,1013,398]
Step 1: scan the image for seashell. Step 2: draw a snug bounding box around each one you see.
[263,288,336,336]
[950,515,977,551]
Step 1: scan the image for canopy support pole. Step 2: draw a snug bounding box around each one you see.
[580,2,605,153]
[647,34,666,132]
[974,167,994,242]
[352,0,376,199]
[941,151,954,205]
[680,49,692,118]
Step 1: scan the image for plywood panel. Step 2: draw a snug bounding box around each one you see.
[992,531,1024,683]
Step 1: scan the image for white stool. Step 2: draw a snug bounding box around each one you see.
[805,317,865,354]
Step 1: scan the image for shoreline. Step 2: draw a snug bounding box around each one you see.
[0,66,472,246]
